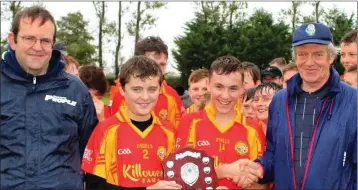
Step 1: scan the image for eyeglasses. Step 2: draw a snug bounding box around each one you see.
[17,35,54,47]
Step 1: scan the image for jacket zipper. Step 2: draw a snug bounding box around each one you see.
[300,97,329,189]
[286,88,330,189]
[33,77,36,84]
[285,89,329,189]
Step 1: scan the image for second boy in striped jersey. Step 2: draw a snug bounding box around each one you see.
[176,55,266,189]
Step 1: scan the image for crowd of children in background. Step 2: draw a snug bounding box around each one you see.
[55,29,357,189]
[56,29,357,189]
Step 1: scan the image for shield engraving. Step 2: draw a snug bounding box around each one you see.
[180,162,199,186]
[163,147,219,189]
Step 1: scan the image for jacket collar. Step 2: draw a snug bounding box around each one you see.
[2,47,65,83]
[287,65,341,97]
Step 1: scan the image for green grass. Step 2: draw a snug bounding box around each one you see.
[101,94,110,105]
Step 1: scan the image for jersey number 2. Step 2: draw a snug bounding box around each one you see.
[142,149,149,159]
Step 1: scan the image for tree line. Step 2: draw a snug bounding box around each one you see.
[172,2,355,87]
[1,1,165,78]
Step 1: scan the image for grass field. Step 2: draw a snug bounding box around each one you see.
[101,94,110,105]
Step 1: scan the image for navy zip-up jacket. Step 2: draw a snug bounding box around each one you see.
[256,66,357,189]
[0,48,98,189]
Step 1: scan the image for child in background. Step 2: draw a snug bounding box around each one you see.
[79,65,110,121]
[252,82,282,134]
[63,55,80,77]
[241,88,257,120]
[239,62,261,103]
[282,63,298,88]
[186,68,210,113]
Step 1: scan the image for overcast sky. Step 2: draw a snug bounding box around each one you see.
[1,2,356,75]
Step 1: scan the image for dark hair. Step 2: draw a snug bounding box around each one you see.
[188,68,209,86]
[242,62,261,83]
[175,85,185,96]
[79,65,108,97]
[209,55,243,82]
[119,55,164,90]
[135,36,168,58]
[269,57,287,67]
[11,5,57,42]
[341,31,357,44]
[347,65,357,73]
[254,82,282,97]
[244,88,256,102]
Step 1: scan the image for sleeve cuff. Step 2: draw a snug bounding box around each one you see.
[254,159,267,184]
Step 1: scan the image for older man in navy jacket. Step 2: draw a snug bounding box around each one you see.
[238,23,357,190]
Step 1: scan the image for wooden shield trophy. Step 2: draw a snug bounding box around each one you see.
[163,147,219,189]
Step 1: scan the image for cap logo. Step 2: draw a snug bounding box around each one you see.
[305,24,316,36]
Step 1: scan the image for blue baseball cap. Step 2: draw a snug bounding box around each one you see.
[292,23,333,47]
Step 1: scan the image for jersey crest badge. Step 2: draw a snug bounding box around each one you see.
[235,141,248,155]
[159,109,168,119]
[157,146,167,161]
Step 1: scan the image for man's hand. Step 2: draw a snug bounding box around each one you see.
[146,180,182,189]
[231,160,264,188]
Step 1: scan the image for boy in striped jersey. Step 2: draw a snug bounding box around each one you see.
[111,36,184,128]
[82,56,181,189]
[176,55,266,189]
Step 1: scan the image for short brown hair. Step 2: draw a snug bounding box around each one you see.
[341,31,357,44]
[119,55,164,90]
[79,65,108,97]
[269,57,287,67]
[188,68,209,86]
[347,65,357,73]
[135,36,168,58]
[282,63,298,75]
[242,62,261,83]
[63,56,80,70]
[11,5,57,42]
[209,55,243,81]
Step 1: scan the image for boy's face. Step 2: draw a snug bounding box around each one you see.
[241,71,260,100]
[120,75,161,120]
[242,99,256,120]
[340,42,357,71]
[189,78,209,107]
[283,70,298,88]
[144,51,168,74]
[243,72,258,90]
[209,71,242,114]
[252,87,275,122]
